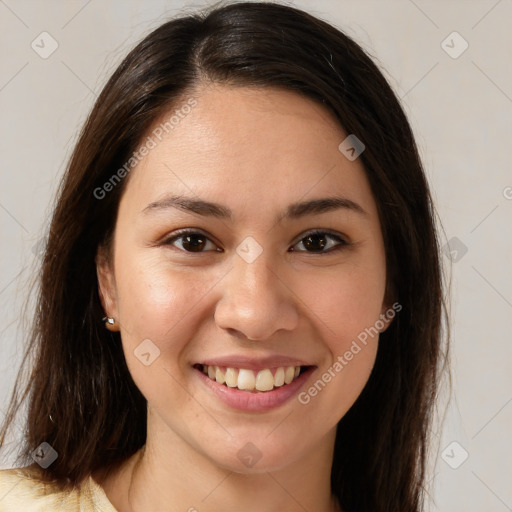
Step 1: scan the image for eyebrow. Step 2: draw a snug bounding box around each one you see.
[142,194,368,223]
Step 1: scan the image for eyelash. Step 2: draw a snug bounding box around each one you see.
[162,228,350,255]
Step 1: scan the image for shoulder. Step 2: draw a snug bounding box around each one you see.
[0,465,102,512]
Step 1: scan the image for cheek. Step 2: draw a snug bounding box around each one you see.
[113,251,211,357]
[291,256,384,413]
[294,279,382,425]
[296,257,386,342]
[113,255,214,412]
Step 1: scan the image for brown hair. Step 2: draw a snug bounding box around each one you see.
[0,2,449,510]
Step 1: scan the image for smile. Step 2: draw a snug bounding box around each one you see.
[192,362,316,412]
[195,364,309,392]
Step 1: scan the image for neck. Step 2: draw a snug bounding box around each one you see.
[99,413,341,512]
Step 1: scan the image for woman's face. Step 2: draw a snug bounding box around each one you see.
[98,84,391,472]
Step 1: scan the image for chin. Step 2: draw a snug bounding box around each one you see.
[203,433,308,474]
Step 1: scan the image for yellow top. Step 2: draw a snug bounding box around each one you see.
[0,465,118,511]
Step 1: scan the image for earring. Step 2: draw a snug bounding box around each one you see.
[102,316,119,332]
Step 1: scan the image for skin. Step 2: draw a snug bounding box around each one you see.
[95,83,393,512]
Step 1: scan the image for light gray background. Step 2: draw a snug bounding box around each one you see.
[1,1,511,511]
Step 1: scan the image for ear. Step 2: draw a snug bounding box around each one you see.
[378,298,400,334]
[96,245,119,329]
[376,279,400,334]
[378,303,393,334]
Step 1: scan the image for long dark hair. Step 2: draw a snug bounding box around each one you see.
[0,2,449,510]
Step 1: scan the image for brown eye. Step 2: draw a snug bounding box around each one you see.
[165,230,219,253]
[180,234,207,252]
[291,231,347,253]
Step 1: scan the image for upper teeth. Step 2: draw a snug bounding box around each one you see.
[202,365,301,392]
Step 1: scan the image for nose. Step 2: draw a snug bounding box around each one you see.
[214,250,299,341]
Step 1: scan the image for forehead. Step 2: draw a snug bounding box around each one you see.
[120,84,379,223]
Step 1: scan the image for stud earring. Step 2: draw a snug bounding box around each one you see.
[102,316,119,332]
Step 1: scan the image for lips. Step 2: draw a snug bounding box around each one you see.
[192,355,315,394]
[193,363,316,412]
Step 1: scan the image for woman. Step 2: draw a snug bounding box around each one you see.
[0,2,449,511]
